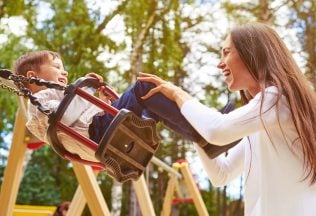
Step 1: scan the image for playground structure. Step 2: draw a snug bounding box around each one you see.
[0,76,210,216]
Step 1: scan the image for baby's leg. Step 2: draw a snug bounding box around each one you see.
[89,81,202,143]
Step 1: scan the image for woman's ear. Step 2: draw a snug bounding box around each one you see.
[26,70,37,78]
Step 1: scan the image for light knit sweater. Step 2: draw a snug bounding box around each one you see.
[181,86,316,216]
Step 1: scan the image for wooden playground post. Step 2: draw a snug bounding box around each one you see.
[67,173,157,216]
[178,162,209,216]
[161,161,209,216]
[71,162,110,215]
[67,184,87,215]
[0,106,28,216]
[161,174,177,216]
[66,170,101,216]
[132,175,156,216]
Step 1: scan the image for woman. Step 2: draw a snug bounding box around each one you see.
[138,22,316,215]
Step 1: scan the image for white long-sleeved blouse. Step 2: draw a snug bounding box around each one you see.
[181,86,316,216]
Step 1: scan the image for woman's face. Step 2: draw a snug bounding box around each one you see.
[217,35,260,96]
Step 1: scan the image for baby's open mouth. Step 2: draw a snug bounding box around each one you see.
[58,78,67,84]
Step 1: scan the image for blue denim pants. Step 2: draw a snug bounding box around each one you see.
[89,81,203,143]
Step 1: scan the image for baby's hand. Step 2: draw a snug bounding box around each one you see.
[84,73,111,103]
[85,72,104,83]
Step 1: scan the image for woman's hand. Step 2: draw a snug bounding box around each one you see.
[137,72,193,108]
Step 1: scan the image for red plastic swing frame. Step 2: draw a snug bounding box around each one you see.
[53,83,121,170]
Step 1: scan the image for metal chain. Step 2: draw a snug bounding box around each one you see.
[9,74,67,91]
[0,80,24,96]
[0,70,67,116]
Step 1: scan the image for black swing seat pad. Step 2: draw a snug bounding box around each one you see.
[95,109,160,182]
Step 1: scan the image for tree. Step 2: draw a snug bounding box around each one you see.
[288,0,316,89]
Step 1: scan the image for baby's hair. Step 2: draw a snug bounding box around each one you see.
[13,50,61,77]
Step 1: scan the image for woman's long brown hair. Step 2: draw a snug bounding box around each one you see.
[231,23,316,184]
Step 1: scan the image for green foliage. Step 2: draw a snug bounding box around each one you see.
[17,145,77,205]
[0,92,16,132]
[0,0,25,18]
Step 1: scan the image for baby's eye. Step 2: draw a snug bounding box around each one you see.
[54,64,61,69]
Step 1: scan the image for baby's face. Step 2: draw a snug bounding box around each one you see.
[37,55,68,86]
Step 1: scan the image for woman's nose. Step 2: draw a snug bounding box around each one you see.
[217,61,225,69]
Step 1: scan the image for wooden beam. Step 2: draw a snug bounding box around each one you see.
[67,170,100,216]
[161,175,177,216]
[179,162,209,216]
[72,162,110,215]
[132,175,155,216]
[0,107,28,216]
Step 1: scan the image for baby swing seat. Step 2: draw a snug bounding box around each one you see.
[47,77,160,182]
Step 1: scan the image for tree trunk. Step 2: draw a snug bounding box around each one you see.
[128,186,141,216]
[111,181,122,216]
